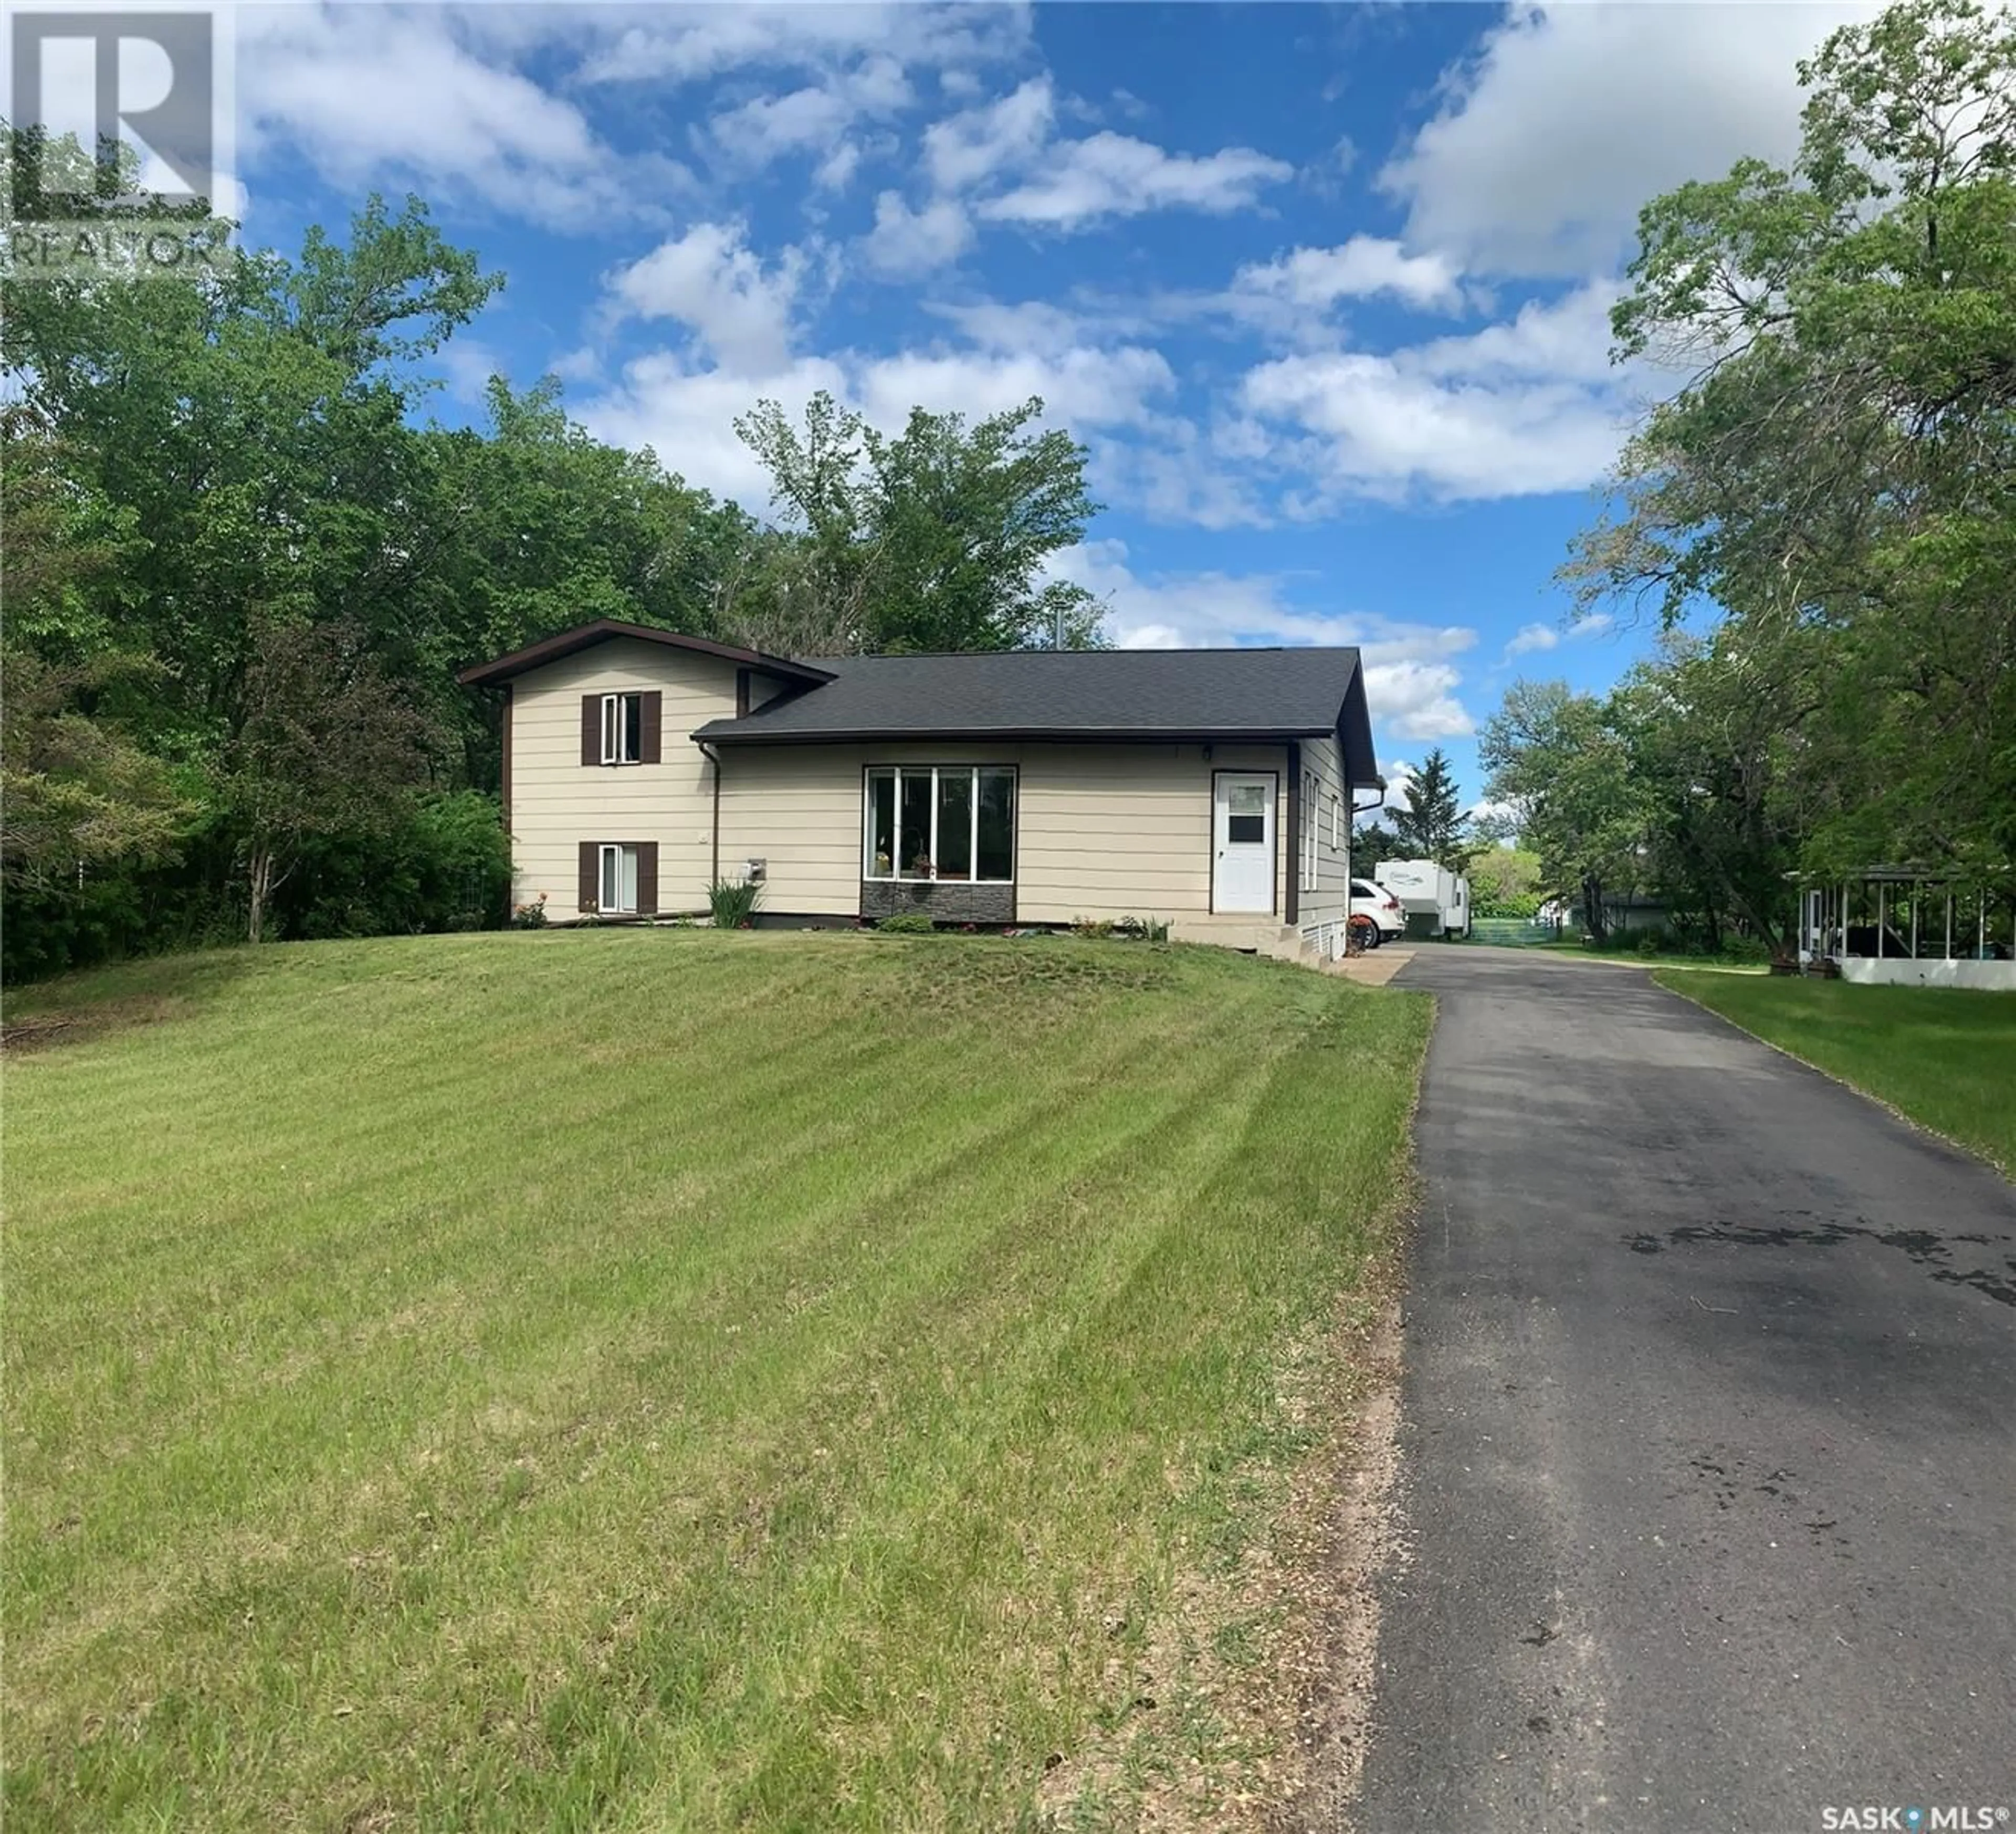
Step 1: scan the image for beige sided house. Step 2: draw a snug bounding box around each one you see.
[458,619,1383,958]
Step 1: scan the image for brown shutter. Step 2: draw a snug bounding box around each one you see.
[581,695,600,766]
[639,691,662,764]
[636,843,659,918]
[579,841,598,915]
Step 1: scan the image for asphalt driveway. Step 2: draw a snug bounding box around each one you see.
[1357,948,2016,1834]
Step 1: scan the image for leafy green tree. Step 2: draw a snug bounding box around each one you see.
[1,651,193,893]
[1568,0,2016,884]
[734,392,1104,653]
[1468,845,1544,919]
[4,188,499,740]
[1480,683,1651,941]
[0,408,191,890]
[1606,633,1819,950]
[219,620,435,942]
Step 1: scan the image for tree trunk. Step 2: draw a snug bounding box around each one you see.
[248,845,274,943]
[1581,875,1609,942]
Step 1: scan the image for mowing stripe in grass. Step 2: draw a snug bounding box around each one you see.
[6,933,1429,1833]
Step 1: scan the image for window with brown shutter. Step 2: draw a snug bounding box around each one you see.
[584,692,650,765]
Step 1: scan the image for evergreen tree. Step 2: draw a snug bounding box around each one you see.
[1388,749,1475,869]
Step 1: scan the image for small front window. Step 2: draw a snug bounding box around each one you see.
[599,844,639,914]
[1301,770,1319,892]
[865,767,1016,882]
[600,692,642,765]
[1226,781,1266,844]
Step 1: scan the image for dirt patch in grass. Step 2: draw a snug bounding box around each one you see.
[1,993,195,1053]
[1032,1246,1410,1834]
[1268,1271,1405,1833]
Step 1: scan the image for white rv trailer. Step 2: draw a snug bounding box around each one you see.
[1377,859,1471,939]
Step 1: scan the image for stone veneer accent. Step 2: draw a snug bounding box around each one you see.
[860,878,1016,925]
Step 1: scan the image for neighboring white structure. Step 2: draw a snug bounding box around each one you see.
[1797,868,2015,990]
[1377,859,1472,939]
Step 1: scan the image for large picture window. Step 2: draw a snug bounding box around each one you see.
[865,766,1015,882]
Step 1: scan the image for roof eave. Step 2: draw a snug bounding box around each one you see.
[691,723,1342,746]
[456,618,835,688]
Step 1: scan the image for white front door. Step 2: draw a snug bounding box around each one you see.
[1212,773,1276,913]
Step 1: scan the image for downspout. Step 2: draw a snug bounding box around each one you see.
[499,684,514,922]
[698,740,722,891]
[1285,741,1300,926]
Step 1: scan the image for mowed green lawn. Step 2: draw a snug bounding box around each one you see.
[1655,971,2016,1174]
[5,932,1428,1833]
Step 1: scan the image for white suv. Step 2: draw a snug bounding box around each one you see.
[1349,879,1406,947]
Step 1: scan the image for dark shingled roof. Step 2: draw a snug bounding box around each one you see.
[693,646,1380,785]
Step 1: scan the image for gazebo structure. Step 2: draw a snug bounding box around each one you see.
[1796,866,2015,989]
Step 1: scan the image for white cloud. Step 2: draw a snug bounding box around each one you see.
[1045,541,1477,739]
[1410,278,1623,382]
[1361,661,1476,741]
[928,298,1111,356]
[1380,2,1874,277]
[814,142,865,193]
[1502,609,1614,661]
[853,345,1175,435]
[579,4,1031,87]
[921,77,1057,192]
[602,223,808,376]
[1232,237,1466,316]
[236,6,685,231]
[235,3,1033,221]
[980,131,1293,230]
[917,76,1292,233]
[862,193,975,278]
[1239,279,1633,504]
[703,55,913,174]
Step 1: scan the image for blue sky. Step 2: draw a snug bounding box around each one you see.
[211,2,1875,813]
